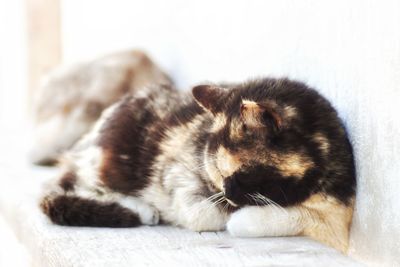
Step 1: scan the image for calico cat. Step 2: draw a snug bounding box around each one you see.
[30,50,171,166]
[40,78,356,252]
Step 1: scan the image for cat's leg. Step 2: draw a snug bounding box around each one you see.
[41,174,159,227]
[39,96,163,227]
[227,194,354,253]
[171,188,229,232]
[40,144,159,227]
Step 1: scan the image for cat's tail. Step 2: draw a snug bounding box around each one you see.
[40,195,142,227]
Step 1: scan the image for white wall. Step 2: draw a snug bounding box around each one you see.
[60,0,399,265]
[0,0,28,131]
[0,1,30,265]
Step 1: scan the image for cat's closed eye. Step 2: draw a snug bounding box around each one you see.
[240,122,266,141]
[241,124,251,135]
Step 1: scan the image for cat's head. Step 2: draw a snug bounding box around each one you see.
[192,80,328,207]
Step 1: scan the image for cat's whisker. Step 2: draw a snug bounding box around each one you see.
[201,194,228,218]
[204,198,222,216]
[206,192,224,201]
[261,197,286,214]
[184,192,222,219]
[253,194,282,217]
[194,193,222,217]
[253,193,273,206]
[250,193,271,206]
[209,195,223,205]
[254,192,288,215]
[222,202,229,214]
[246,193,259,206]
[213,197,226,206]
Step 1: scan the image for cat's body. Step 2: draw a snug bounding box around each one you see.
[30,50,171,165]
[41,78,356,252]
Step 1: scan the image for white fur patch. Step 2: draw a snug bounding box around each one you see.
[29,113,89,164]
[72,146,104,193]
[118,197,159,225]
[173,187,227,231]
[211,114,227,133]
[73,102,119,150]
[141,163,228,231]
[58,103,120,195]
[227,206,303,237]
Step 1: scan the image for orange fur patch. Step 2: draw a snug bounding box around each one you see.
[300,194,354,253]
[216,146,242,178]
[241,100,263,128]
[270,152,314,178]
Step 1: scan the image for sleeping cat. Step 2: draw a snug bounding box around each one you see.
[40,78,356,253]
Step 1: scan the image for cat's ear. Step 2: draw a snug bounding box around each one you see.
[192,85,227,114]
[240,100,283,133]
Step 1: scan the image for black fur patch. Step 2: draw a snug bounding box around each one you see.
[224,165,322,207]
[97,93,204,195]
[164,100,205,127]
[35,158,58,166]
[41,195,141,227]
[59,171,77,191]
[211,78,356,206]
[98,96,160,194]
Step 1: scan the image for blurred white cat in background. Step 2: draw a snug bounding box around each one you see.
[30,50,172,165]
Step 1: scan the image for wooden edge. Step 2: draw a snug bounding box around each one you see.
[26,0,62,108]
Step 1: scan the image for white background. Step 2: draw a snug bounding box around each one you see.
[1,0,400,266]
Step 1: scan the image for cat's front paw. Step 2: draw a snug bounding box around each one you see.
[227,205,301,238]
[139,205,160,225]
[227,206,269,237]
[118,197,160,225]
[182,202,227,232]
[186,210,226,232]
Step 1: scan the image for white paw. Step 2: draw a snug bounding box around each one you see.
[227,206,268,237]
[227,206,301,238]
[118,197,159,225]
[138,205,160,225]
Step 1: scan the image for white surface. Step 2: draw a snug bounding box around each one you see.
[0,134,362,267]
[0,216,31,267]
[60,1,400,265]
